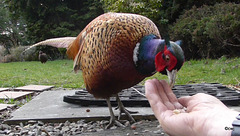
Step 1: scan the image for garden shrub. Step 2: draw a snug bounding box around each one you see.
[0,46,7,63]
[170,3,240,59]
[0,46,38,63]
[0,44,67,63]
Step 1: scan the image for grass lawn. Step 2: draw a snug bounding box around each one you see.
[0,60,84,88]
[0,57,239,88]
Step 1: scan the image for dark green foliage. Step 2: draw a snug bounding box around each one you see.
[58,48,67,59]
[102,0,239,38]
[7,0,104,43]
[102,0,162,20]
[5,0,104,61]
[170,3,240,59]
[0,1,28,53]
[160,0,239,24]
[2,0,240,62]
[157,0,240,38]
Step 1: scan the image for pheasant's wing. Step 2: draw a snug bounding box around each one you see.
[68,13,161,98]
[70,13,161,74]
[67,13,114,73]
[67,31,87,72]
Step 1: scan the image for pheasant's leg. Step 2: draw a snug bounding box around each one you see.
[105,98,125,129]
[115,105,138,114]
[116,95,136,122]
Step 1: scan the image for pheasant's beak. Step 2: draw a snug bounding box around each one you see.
[166,69,177,88]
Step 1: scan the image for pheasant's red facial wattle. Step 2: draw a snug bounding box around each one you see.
[155,47,177,72]
[165,50,177,71]
[155,51,166,72]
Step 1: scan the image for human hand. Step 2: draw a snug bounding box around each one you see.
[145,79,239,136]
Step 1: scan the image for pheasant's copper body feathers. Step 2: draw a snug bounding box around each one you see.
[24,13,160,98]
[23,13,185,128]
[67,13,160,98]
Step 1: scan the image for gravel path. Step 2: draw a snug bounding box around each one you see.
[0,119,168,136]
[0,91,168,136]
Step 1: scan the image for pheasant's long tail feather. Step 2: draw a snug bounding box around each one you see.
[23,37,76,53]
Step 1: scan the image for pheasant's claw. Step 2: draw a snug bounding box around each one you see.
[115,106,138,114]
[118,107,137,122]
[116,95,136,123]
[114,105,119,110]
[106,98,126,129]
[105,117,125,129]
[125,109,138,114]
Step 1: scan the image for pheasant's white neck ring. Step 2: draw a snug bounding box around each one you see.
[133,34,165,76]
[133,42,140,65]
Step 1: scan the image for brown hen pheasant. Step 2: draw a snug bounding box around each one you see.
[24,13,185,128]
[39,51,48,63]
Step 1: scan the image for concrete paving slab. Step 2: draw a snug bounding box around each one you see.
[0,88,9,92]
[5,90,155,125]
[14,85,54,92]
[229,106,240,112]
[0,104,16,111]
[0,91,33,100]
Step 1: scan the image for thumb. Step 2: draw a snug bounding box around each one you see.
[178,96,192,107]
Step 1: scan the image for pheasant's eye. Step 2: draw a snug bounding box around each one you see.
[162,54,165,59]
[165,55,170,62]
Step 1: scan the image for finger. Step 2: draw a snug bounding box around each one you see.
[145,79,163,103]
[178,95,197,112]
[145,79,168,120]
[155,80,175,110]
[178,93,215,108]
[160,80,183,109]
[178,96,192,107]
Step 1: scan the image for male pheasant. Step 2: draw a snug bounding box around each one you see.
[24,13,185,128]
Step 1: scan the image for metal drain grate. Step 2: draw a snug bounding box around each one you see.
[63,83,240,107]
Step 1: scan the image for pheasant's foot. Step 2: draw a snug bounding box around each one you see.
[116,95,137,122]
[118,107,136,122]
[105,117,125,129]
[115,106,138,114]
[106,97,126,129]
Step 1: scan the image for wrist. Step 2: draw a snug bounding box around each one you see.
[231,114,240,136]
[207,110,239,136]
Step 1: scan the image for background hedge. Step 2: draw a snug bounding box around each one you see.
[169,3,240,59]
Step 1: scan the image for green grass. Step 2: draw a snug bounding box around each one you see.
[0,98,15,104]
[0,57,239,89]
[0,95,32,106]
[0,60,84,88]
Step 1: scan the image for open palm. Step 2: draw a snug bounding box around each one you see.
[145,79,238,136]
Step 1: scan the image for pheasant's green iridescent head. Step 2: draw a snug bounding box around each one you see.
[133,34,185,87]
[155,40,184,74]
